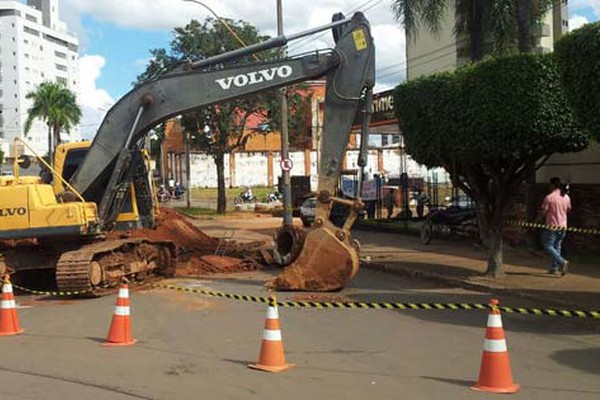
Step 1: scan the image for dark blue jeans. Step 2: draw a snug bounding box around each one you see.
[541,229,567,272]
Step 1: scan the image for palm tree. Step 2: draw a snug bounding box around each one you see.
[392,0,557,61]
[24,81,82,166]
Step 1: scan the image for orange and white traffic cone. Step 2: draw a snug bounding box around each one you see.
[0,275,24,336]
[248,296,294,373]
[471,299,520,393]
[104,282,137,346]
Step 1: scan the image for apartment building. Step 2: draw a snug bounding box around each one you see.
[406,2,569,80]
[0,0,79,157]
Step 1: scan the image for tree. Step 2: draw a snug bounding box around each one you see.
[555,21,600,142]
[24,81,82,165]
[394,54,589,276]
[392,0,556,60]
[137,17,312,213]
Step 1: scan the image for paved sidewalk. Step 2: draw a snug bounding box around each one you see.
[184,211,600,310]
[353,229,600,310]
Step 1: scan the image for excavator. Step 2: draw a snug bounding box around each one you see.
[0,11,374,294]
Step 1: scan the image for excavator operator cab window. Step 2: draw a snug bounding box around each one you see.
[62,148,88,183]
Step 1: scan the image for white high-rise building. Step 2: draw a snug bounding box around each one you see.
[0,0,79,157]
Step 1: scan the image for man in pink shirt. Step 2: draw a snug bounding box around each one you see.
[541,177,571,276]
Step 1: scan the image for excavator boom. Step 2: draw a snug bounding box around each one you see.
[69,12,375,291]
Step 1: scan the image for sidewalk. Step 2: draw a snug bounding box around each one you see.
[353,229,600,310]
[182,211,600,310]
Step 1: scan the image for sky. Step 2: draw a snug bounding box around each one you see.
[45,0,600,137]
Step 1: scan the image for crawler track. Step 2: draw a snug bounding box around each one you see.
[56,239,176,297]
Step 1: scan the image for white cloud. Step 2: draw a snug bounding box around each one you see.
[62,0,406,81]
[570,0,600,18]
[569,15,590,31]
[77,55,115,139]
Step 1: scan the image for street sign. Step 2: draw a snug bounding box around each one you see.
[280,158,293,172]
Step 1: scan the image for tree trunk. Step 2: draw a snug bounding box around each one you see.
[47,125,53,167]
[516,0,533,53]
[475,202,490,247]
[215,152,226,214]
[485,202,505,277]
[486,227,504,277]
[470,0,484,61]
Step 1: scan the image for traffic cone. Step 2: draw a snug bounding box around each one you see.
[0,275,24,336]
[471,299,520,393]
[104,282,137,346]
[248,296,294,373]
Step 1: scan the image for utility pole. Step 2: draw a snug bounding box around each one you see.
[185,131,191,208]
[277,0,293,226]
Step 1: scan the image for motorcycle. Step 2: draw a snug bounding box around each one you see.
[234,191,258,204]
[264,191,282,203]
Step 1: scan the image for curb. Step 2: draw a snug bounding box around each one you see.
[361,261,590,309]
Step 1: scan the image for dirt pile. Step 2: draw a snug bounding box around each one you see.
[109,208,219,252]
[108,208,260,275]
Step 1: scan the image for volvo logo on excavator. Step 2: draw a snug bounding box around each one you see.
[215,65,293,90]
[0,207,27,217]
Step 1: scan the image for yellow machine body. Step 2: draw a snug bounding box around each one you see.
[0,175,99,240]
[53,142,140,228]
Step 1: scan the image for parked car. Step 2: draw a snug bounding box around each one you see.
[299,197,317,227]
[445,194,475,210]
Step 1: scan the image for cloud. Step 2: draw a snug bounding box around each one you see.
[570,0,600,18]
[77,55,115,138]
[569,15,590,31]
[61,0,406,77]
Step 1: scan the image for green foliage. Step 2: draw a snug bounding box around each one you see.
[555,21,600,141]
[392,0,555,59]
[24,81,82,155]
[395,53,589,169]
[394,53,589,275]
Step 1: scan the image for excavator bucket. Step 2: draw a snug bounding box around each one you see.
[269,227,359,291]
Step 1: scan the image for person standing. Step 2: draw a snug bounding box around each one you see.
[541,177,571,277]
[384,189,395,219]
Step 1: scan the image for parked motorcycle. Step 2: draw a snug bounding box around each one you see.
[234,191,258,204]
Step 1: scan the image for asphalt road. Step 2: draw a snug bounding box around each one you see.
[2,268,599,400]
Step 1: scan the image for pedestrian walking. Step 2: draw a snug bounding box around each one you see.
[540,177,571,277]
[384,189,395,219]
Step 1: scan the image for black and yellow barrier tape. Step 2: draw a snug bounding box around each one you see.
[12,283,95,296]
[506,220,600,236]
[153,284,600,319]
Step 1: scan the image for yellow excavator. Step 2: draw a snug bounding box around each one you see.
[0,11,375,293]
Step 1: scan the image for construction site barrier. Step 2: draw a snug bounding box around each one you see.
[505,220,600,235]
[152,284,600,319]
[9,282,599,319]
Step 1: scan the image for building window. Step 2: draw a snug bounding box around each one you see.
[55,64,67,72]
[57,77,67,84]
[24,26,40,36]
[54,51,66,59]
[25,14,37,23]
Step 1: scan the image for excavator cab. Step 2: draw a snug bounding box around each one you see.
[54,142,154,230]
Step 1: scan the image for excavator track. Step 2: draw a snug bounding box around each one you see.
[56,238,176,296]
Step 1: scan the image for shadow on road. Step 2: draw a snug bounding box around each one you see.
[551,347,600,375]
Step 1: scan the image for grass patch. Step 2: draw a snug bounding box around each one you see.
[175,207,219,217]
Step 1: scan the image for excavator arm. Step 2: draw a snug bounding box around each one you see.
[69,12,375,291]
[270,13,375,291]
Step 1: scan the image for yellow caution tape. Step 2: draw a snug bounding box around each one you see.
[152,284,600,319]
[506,220,600,236]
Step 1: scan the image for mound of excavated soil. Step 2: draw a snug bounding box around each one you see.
[110,207,218,252]
[107,208,260,275]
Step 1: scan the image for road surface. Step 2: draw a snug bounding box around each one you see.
[2,267,598,399]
